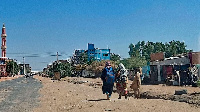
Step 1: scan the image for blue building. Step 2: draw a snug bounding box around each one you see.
[94,49,110,61]
[87,43,110,61]
[87,43,95,61]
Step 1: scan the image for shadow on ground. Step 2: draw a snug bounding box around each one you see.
[87,99,108,102]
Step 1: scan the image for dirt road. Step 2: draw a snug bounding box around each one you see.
[33,76,200,112]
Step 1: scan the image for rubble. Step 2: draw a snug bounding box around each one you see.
[175,89,188,95]
[141,91,200,106]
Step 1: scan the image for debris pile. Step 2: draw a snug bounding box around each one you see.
[141,90,200,106]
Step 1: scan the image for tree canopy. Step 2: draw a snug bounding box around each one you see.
[48,62,72,78]
[6,61,19,75]
[120,57,147,70]
[129,40,191,61]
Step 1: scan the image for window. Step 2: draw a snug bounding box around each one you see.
[103,54,108,56]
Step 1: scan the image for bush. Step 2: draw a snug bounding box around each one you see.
[197,80,200,87]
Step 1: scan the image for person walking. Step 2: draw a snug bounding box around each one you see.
[115,63,128,99]
[101,61,115,100]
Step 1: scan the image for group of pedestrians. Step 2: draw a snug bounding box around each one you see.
[101,61,129,100]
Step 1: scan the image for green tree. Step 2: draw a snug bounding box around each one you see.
[129,40,191,60]
[129,42,141,57]
[110,53,121,65]
[165,40,189,57]
[128,43,134,57]
[80,52,88,64]
[120,57,147,70]
[6,61,19,75]
[154,42,165,53]
[48,62,72,78]
[57,62,72,78]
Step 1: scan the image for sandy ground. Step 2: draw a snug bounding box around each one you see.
[33,76,200,112]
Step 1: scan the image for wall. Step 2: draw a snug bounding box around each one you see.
[94,49,110,61]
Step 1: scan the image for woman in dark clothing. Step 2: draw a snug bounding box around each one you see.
[101,61,115,100]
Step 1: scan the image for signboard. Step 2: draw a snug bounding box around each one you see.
[150,52,165,61]
[191,52,200,65]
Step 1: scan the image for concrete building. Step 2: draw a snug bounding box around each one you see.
[71,43,111,64]
[87,43,110,61]
[19,64,31,75]
[94,48,110,61]
[87,43,95,61]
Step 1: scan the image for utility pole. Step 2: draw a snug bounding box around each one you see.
[57,52,58,63]
[23,57,25,75]
[13,59,14,76]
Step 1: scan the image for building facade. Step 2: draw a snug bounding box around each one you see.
[19,64,31,75]
[71,43,111,64]
[87,43,95,61]
[87,43,110,61]
[94,48,110,61]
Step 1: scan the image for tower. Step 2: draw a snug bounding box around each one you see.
[1,23,6,57]
[0,23,7,76]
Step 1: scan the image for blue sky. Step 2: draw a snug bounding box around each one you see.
[0,0,200,71]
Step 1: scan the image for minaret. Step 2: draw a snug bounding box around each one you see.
[0,23,7,77]
[1,23,7,57]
